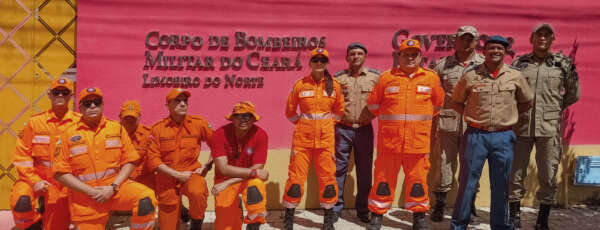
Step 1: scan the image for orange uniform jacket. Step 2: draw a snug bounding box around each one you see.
[147,115,213,172]
[52,116,140,221]
[13,110,81,200]
[368,67,444,154]
[285,75,345,148]
[128,124,153,181]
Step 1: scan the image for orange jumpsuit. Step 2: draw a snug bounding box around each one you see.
[10,109,79,229]
[282,75,345,209]
[147,115,213,229]
[366,67,444,214]
[128,124,155,189]
[52,117,157,230]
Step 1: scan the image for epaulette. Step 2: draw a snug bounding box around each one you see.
[140,124,151,131]
[510,53,533,71]
[368,68,381,75]
[334,70,346,77]
[433,56,448,69]
[152,118,169,128]
[31,110,47,118]
[422,67,436,73]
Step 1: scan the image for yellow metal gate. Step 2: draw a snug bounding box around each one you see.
[0,0,76,209]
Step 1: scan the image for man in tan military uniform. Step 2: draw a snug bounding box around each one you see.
[332,42,380,223]
[450,36,534,230]
[508,23,580,230]
[429,25,485,223]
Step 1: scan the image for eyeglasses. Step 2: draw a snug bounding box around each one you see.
[51,89,70,96]
[81,98,103,107]
[310,57,329,63]
[234,113,254,120]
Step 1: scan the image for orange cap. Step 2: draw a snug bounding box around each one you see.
[120,100,141,119]
[165,88,191,103]
[79,87,103,101]
[50,78,74,92]
[226,101,261,121]
[310,48,329,59]
[398,39,421,52]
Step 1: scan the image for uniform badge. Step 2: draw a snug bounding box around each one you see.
[70,135,82,142]
[407,40,415,46]
[58,79,66,84]
[317,48,324,53]
[247,147,254,155]
[87,88,95,92]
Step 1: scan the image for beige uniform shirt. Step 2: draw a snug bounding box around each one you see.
[511,52,581,137]
[452,63,534,129]
[335,67,380,127]
[431,53,485,132]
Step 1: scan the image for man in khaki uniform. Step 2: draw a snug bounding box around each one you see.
[332,42,380,223]
[508,23,580,230]
[450,36,534,230]
[429,25,485,223]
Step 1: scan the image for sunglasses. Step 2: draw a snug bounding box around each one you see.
[172,98,188,104]
[51,89,71,96]
[234,113,254,120]
[81,98,103,107]
[310,57,329,63]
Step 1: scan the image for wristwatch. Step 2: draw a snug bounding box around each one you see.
[249,169,257,178]
[110,183,120,192]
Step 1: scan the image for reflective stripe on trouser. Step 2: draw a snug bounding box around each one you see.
[214,178,267,229]
[74,180,156,230]
[333,123,373,215]
[367,153,430,215]
[509,135,562,204]
[451,127,514,230]
[282,145,338,209]
[157,173,208,229]
[10,181,41,228]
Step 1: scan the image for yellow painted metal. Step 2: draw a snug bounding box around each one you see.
[0,0,76,210]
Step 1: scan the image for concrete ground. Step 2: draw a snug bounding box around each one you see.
[2,205,600,229]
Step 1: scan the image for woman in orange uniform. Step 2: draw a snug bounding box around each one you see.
[282,48,345,230]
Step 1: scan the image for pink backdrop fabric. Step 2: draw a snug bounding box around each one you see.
[77,0,600,147]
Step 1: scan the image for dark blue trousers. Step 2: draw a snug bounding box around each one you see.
[333,123,373,216]
[451,126,515,230]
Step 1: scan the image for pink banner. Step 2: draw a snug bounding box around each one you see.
[78,0,600,147]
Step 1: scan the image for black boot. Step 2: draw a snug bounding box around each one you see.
[283,208,295,230]
[323,208,335,230]
[25,220,42,230]
[366,212,382,230]
[535,204,551,230]
[469,194,479,225]
[412,212,429,230]
[246,222,261,230]
[190,218,203,230]
[509,202,521,229]
[430,192,446,222]
[181,206,191,223]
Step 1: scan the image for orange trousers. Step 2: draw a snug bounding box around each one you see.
[156,173,208,229]
[282,145,338,209]
[214,178,267,230]
[10,180,70,229]
[72,180,157,230]
[368,153,431,215]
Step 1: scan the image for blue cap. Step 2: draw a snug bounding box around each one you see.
[484,35,509,48]
[347,42,367,54]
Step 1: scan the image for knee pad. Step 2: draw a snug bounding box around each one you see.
[410,183,425,197]
[375,182,391,196]
[246,186,264,205]
[322,184,336,199]
[137,197,155,216]
[14,195,32,212]
[286,184,301,198]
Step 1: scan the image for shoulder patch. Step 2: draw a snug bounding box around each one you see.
[368,68,381,75]
[334,70,346,77]
[70,135,82,142]
[422,67,435,73]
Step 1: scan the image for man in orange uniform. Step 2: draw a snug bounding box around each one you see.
[119,100,154,189]
[211,101,269,230]
[366,39,444,230]
[282,48,345,230]
[10,78,79,230]
[53,87,157,230]
[147,88,213,230]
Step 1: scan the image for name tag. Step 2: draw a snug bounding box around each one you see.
[70,145,87,156]
[417,85,431,93]
[105,139,121,148]
[299,90,314,98]
[385,86,400,93]
[32,135,50,144]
